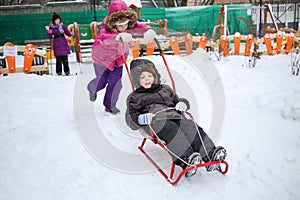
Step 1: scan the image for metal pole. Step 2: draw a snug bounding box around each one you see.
[93,0,97,21]
[259,0,262,37]
[224,5,227,36]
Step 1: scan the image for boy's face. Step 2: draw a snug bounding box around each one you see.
[116,23,128,32]
[139,71,154,89]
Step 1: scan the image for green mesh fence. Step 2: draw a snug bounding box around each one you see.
[0,10,107,46]
[0,5,252,46]
[162,4,252,37]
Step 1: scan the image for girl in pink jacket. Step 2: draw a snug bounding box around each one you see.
[87,0,155,114]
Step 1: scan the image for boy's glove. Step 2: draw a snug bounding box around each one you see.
[116,32,132,42]
[70,31,74,36]
[138,113,154,125]
[47,29,53,34]
[143,29,156,43]
[175,102,187,112]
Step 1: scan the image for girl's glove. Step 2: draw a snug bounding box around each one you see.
[143,29,156,43]
[116,32,132,42]
[47,29,53,34]
[175,102,187,112]
[138,113,154,125]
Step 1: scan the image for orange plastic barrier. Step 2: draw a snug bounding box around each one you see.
[185,33,193,55]
[4,42,17,73]
[90,22,98,39]
[276,31,283,54]
[199,34,208,49]
[169,36,180,55]
[285,32,294,55]
[233,32,241,55]
[244,34,254,56]
[132,39,140,59]
[264,33,273,55]
[146,41,156,56]
[23,44,36,74]
[220,35,229,56]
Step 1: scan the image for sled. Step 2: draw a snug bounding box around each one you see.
[23,44,36,74]
[120,38,229,185]
[138,121,229,185]
[3,42,17,73]
[233,32,241,55]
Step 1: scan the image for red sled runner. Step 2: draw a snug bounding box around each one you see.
[138,128,229,185]
[119,38,229,185]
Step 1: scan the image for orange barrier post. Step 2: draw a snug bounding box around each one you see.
[90,22,98,39]
[146,41,156,56]
[285,32,294,55]
[276,31,283,54]
[4,42,17,73]
[220,35,229,56]
[74,22,82,63]
[264,33,273,55]
[185,33,193,55]
[233,32,241,55]
[23,44,36,74]
[244,34,254,56]
[198,33,208,49]
[132,39,140,58]
[169,36,180,55]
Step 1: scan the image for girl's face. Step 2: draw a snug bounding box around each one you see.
[116,23,128,32]
[54,18,60,25]
[139,71,155,89]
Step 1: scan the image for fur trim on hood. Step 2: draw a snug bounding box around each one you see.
[105,0,137,32]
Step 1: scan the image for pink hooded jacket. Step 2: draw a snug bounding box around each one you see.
[92,0,151,71]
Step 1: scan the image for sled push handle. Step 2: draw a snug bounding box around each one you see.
[118,39,135,91]
[153,38,177,93]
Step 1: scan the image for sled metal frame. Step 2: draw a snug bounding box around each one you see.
[121,38,229,185]
[138,131,229,185]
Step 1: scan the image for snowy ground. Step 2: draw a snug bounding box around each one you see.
[0,51,300,200]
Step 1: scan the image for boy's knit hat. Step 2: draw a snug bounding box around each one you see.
[105,0,137,32]
[52,12,61,24]
[130,59,161,88]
